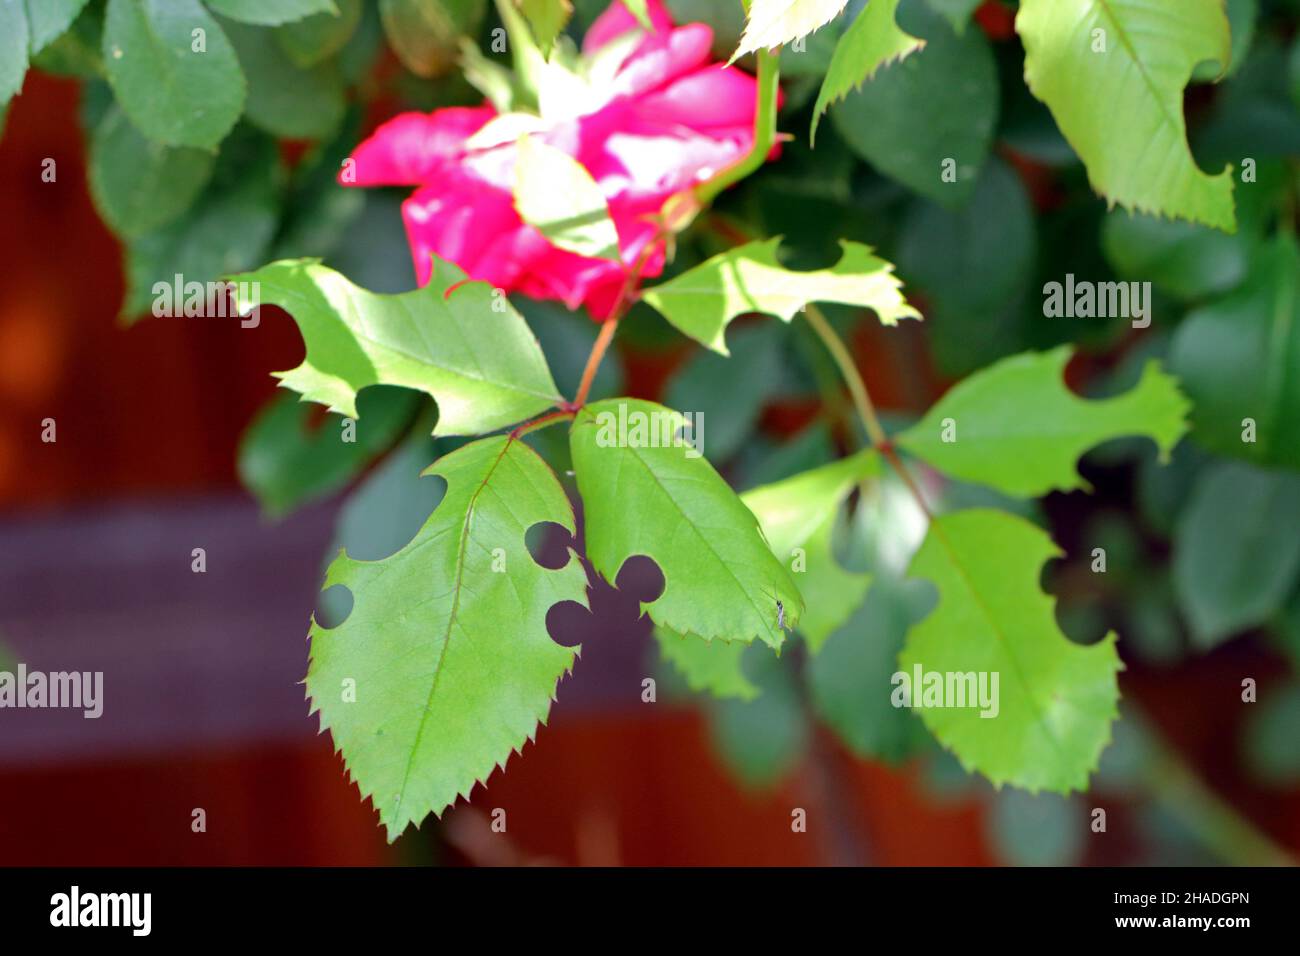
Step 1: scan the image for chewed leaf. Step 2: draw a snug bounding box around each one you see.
[1016,0,1236,231]
[897,347,1190,498]
[308,436,588,840]
[229,257,563,437]
[734,0,851,60]
[570,398,802,648]
[902,509,1123,792]
[642,238,919,354]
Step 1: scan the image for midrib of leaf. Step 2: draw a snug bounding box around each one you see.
[926,519,1068,765]
[1093,0,1180,133]
[609,418,779,643]
[135,0,182,107]
[393,436,514,819]
[270,280,559,403]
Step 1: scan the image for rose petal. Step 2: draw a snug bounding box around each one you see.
[343,107,495,187]
[583,0,675,54]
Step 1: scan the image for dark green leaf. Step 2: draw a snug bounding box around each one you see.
[379,0,485,77]
[276,0,362,66]
[1170,235,1300,470]
[89,105,215,236]
[205,0,337,26]
[239,386,420,517]
[103,0,245,148]
[829,1,997,204]
[1172,461,1300,647]
[224,18,345,140]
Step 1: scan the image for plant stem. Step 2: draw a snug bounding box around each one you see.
[694,47,780,206]
[1145,744,1297,866]
[801,304,888,447]
[509,408,576,440]
[573,316,621,409]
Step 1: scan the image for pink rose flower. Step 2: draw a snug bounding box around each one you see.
[340,0,764,319]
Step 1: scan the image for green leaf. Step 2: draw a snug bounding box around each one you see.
[810,0,924,143]
[1243,681,1300,786]
[122,127,282,320]
[654,626,759,700]
[642,238,918,354]
[103,0,245,149]
[1172,461,1300,647]
[0,0,30,107]
[987,791,1085,866]
[740,450,879,651]
[894,157,1036,377]
[902,509,1123,792]
[270,109,367,260]
[829,2,996,204]
[1101,209,1251,302]
[513,135,620,261]
[89,105,215,236]
[229,258,564,436]
[25,0,92,55]
[1192,0,1255,83]
[923,0,981,32]
[238,386,420,517]
[570,398,803,648]
[809,576,933,760]
[379,0,485,77]
[308,435,588,839]
[276,0,362,66]
[897,347,1190,498]
[1169,235,1300,470]
[517,0,571,55]
[734,0,851,60]
[205,0,337,26]
[705,645,810,788]
[1015,0,1236,231]
[224,19,345,140]
[29,0,103,78]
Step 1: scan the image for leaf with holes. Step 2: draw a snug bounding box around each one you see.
[897,347,1190,498]
[570,398,802,649]
[229,257,564,436]
[308,435,587,840]
[642,238,918,354]
[902,509,1123,792]
[1015,0,1236,231]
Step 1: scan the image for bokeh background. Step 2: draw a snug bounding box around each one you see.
[2,0,1299,866]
